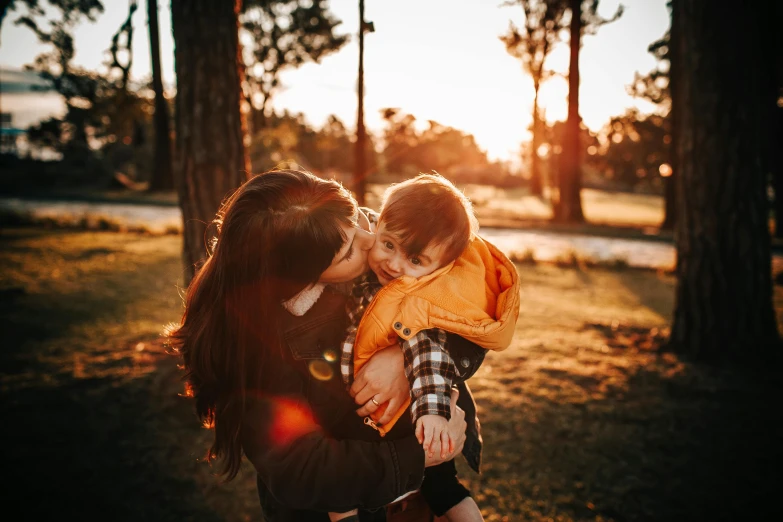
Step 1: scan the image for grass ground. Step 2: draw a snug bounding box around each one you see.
[2,228,781,521]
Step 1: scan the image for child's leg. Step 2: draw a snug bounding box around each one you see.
[419,460,478,520]
[328,509,359,521]
[438,497,483,522]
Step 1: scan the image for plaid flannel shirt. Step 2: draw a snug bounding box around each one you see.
[340,273,458,423]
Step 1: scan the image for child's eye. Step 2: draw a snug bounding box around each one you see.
[410,257,421,266]
[384,241,394,250]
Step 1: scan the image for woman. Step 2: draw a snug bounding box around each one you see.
[169,169,484,521]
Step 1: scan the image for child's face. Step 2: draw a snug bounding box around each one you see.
[369,220,449,285]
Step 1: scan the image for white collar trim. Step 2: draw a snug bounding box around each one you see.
[282,283,327,316]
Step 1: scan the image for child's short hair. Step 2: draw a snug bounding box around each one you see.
[379,172,479,265]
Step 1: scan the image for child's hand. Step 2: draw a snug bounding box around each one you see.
[415,415,455,459]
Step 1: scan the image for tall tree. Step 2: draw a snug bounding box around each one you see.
[146,0,173,192]
[555,0,622,222]
[354,0,374,206]
[500,0,568,197]
[171,0,249,284]
[773,1,783,239]
[668,0,779,361]
[241,0,347,134]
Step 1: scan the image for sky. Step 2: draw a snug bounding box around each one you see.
[0,0,670,163]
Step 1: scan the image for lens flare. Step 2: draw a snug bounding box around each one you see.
[268,397,318,446]
[309,360,333,381]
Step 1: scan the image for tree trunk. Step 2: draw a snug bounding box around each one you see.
[668,0,779,362]
[354,0,367,207]
[147,0,174,192]
[555,0,585,223]
[774,105,783,238]
[775,0,783,238]
[660,173,676,230]
[529,84,543,197]
[171,0,249,285]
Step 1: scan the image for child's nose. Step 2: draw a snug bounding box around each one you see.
[387,255,402,272]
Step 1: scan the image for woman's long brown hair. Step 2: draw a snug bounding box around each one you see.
[168,169,357,479]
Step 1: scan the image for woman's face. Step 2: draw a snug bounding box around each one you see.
[318,214,375,284]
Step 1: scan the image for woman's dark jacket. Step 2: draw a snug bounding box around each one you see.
[240,286,485,521]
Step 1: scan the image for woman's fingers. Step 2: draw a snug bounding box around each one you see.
[354,395,383,417]
[377,397,399,426]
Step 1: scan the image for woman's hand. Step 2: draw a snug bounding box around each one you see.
[424,388,466,467]
[351,345,408,426]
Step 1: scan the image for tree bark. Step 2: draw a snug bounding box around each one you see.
[774,105,783,238]
[555,0,585,223]
[147,0,174,192]
[529,84,543,197]
[668,0,779,362]
[774,0,783,238]
[171,0,250,285]
[660,173,676,230]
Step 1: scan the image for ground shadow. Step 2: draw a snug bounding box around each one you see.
[471,324,783,521]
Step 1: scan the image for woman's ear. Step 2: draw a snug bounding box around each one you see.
[357,207,378,233]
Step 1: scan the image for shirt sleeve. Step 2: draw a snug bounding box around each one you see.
[401,328,457,423]
[340,278,374,385]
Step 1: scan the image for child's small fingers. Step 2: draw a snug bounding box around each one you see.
[440,431,450,458]
[415,421,424,444]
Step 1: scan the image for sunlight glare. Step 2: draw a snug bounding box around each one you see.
[269,398,318,446]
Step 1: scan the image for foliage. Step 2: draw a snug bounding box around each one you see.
[578,0,624,34]
[248,111,376,181]
[592,109,670,192]
[500,0,568,88]
[378,108,517,186]
[628,31,671,109]
[500,0,569,194]
[585,29,673,194]
[540,119,599,186]
[14,0,154,185]
[1,0,102,39]
[241,0,348,124]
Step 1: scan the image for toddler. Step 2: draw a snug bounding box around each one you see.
[330,173,520,522]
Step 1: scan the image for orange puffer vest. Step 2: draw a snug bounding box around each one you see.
[354,235,520,435]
